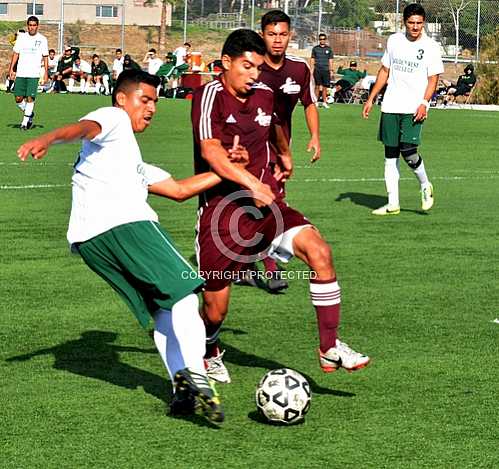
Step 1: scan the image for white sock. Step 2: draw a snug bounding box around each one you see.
[80,78,85,92]
[413,158,431,189]
[17,100,26,113]
[384,158,400,207]
[152,294,206,381]
[22,102,35,126]
[103,76,110,94]
[68,77,75,91]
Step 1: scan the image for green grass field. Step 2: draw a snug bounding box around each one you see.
[1,93,498,468]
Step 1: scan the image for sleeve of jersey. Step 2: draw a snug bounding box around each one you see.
[427,44,444,77]
[193,85,222,142]
[13,37,21,54]
[79,108,125,145]
[141,162,171,185]
[42,37,49,56]
[300,64,316,107]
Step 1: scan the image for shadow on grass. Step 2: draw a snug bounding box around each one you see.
[336,192,428,215]
[221,343,355,398]
[7,123,44,130]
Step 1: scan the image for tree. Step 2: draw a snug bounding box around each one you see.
[144,0,170,54]
[447,0,472,62]
[329,0,373,29]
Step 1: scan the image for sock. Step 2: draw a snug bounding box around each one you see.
[262,257,278,274]
[17,100,26,113]
[103,76,110,94]
[22,102,35,126]
[205,323,222,358]
[80,78,85,92]
[384,157,400,207]
[152,294,206,381]
[412,158,430,189]
[68,77,75,91]
[310,278,341,353]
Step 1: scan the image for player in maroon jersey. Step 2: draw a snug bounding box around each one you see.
[250,9,322,292]
[192,29,369,384]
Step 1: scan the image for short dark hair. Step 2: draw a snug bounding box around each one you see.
[184,42,191,47]
[149,48,156,53]
[49,48,55,54]
[403,3,426,21]
[261,10,291,31]
[221,29,266,59]
[319,33,327,39]
[116,48,122,53]
[92,54,99,59]
[27,16,39,25]
[112,69,160,105]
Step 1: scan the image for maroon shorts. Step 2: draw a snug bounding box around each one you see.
[196,199,311,291]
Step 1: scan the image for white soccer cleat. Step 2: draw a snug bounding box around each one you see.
[421,183,434,211]
[322,102,330,109]
[204,349,231,384]
[372,204,400,216]
[318,340,370,373]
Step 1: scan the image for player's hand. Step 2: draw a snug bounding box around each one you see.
[274,152,293,182]
[413,104,427,123]
[251,182,275,208]
[17,137,50,161]
[9,70,16,81]
[227,135,249,167]
[362,100,373,119]
[307,135,321,163]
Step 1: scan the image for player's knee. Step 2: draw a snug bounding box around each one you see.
[400,144,422,169]
[384,146,400,159]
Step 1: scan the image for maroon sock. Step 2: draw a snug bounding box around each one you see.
[310,278,341,353]
[262,256,278,273]
[205,323,222,358]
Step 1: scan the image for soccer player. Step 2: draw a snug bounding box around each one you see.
[16,69,248,423]
[256,9,320,292]
[192,29,370,384]
[362,3,443,215]
[8,16,48,130]
[311,33,333,109]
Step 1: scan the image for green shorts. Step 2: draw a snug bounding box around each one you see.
[76,221,204,328]
[14,77,39,98]
[378,112,423,147]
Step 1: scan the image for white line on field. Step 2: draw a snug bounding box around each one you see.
[303,175,499,183]
[0,184,69,190]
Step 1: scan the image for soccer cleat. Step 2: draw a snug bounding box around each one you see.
[172,368,224,423]
[233,268,258,287]
[204,349,231,384]
[266,270,288,293]
[322,102,330,109]
[421,183,434,211]
[20,125,28,131]
[318,340,370,373]
[372,204,400,216]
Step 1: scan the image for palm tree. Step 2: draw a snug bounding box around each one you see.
[143,0,170,54]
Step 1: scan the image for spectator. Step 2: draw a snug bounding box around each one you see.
[112,48,124,82]
[122,54,141,72]
[311,33,333,108]
[330,61,367,102]
[87,54,111,95]
[143,48,163,75]
[71,56,92,93]
[156,52,177,94]
[47,49,58,79]
[443,64,476,106]
[55,45,79,90]
[173,42,191,68]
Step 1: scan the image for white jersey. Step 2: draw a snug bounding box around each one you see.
[112,57,124,77]
[173,47,187,67]
[146,57,163,75]
[381,32,443,114]
[67,107,170,244]
[13,32,49,78]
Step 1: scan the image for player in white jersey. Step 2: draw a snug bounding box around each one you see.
[8,16,48,130]
[16,69,248,424]
[362,3,444,215]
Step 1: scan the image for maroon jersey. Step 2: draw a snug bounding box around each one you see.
[259,55,316,142]
[192,77,280,207]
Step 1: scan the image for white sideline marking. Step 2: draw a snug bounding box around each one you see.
[1,184,68,190]
[303,175,499,183]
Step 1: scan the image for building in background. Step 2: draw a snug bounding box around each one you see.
[0,0,170,27]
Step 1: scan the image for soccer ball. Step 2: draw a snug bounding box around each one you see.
[255,368,311,425]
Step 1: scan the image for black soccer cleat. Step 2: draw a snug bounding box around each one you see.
[266,270,288,293]
[26,112,35,130]
[173,368,224,423]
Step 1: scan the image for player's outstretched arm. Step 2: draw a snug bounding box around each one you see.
[148,173,222,202]
[17,121,101,161]
[362,66,389,119]
[304,103,321,163]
